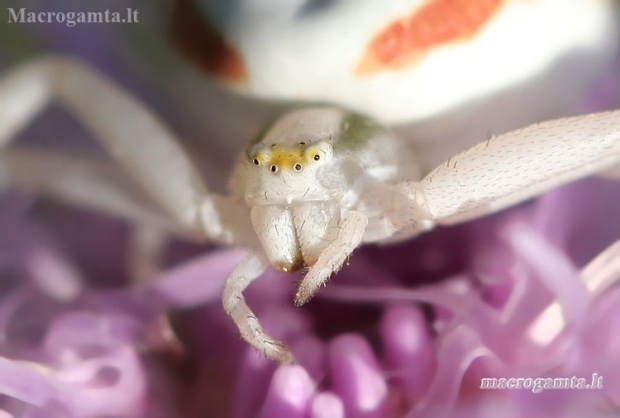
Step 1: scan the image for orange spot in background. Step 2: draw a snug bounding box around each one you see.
[356,0,503,76]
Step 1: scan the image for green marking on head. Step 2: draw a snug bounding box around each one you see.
[334,112,385,152]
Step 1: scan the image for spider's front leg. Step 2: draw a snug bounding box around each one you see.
[385,109,620,239]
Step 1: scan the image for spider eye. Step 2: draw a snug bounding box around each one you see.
[313,154,320,161]
[253,159,259,165]
[270,165,277,172]
[294,163,302,171]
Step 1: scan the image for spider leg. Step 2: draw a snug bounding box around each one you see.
[294,210,367,306]
[222,252,294,363]
[129,226,169,283]
[0,56,255,247]
[1,147,187,282]
[383,109,620,241]
[0,147,184,235]
[419,109,620,225]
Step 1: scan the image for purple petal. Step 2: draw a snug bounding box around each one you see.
[57,347,147,417]
[231,350,278,418]
[43,312,142,356]
[328,334,388,418]
[0,358,60,407]
[320,279,472,314]
[504,222,586,321]
[259,306,311,343]
[25,247,83,303]
[379,304,434,401]
[0,288,33,341]
[259,365,314,418]
[141,249,247,309]
[503,222,588,351]
[412,325,501,418]
[291,336,325,383]
[533,178,620,265]
[581,240,620,297]
[231,305,313,418]
[309,391,345,418]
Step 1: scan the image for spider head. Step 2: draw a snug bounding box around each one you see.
[238,106,384,206]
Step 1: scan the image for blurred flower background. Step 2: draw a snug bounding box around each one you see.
[0,0,620,417]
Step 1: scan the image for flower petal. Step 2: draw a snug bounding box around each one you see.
[260,365,315,418]
[379,304,435,401]
[309,391,345,418]
[328,334,388,418]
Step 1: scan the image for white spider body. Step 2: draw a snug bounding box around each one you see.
[1,57,619,363]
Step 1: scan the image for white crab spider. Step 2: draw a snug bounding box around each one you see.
[0,57,619,363]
